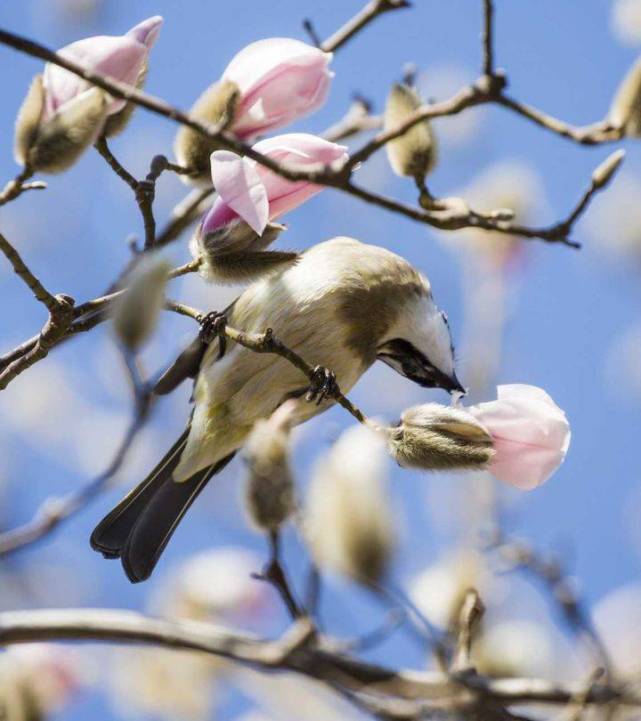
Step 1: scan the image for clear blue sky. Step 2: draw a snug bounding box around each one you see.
[0,1,640,719]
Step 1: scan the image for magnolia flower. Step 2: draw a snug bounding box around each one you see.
[467,384,571,490]
[175,38,333,180]
[191,133,348,281]
[222,38,333,138]
[14,16,163,172]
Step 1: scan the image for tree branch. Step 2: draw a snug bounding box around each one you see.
[0,609,637,712]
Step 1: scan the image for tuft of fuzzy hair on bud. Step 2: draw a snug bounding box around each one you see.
[19,86,109,173]
[174,80,240,184]
[610,57,641,136]
[112,253,171,352]
[191,220,299,283]
[592,149,625,190]
[304,424,395,585]
[242,400,297,532]
[387,403,495,471]
[103,63,149,138]
[14,73,45,167]
[384,83,436,181]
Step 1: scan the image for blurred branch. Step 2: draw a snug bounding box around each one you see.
[0,608,638,714]
[0,26,620,247]
[451,589,484,673]
[155,185,214,247]
[485,529,612,678]
[481,0,495,77]
[0,353,157,556]
[322,96,382,142]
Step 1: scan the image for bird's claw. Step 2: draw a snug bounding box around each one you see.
[199,311,227,358]
[306,366,338,406]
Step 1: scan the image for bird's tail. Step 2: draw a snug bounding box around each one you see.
[90,430,235,583]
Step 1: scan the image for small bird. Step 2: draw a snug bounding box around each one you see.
[91,237,464,582]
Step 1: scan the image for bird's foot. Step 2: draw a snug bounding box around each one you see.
[306,366,338,406]
[199,311,227,359]
[199,311,227,343]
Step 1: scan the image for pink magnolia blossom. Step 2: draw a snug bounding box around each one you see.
[222,38,334,139]
[467,384,571,490]
[202,133,348,236]
[42,16,163,121]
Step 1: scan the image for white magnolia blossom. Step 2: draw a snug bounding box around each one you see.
[612,0,641,45]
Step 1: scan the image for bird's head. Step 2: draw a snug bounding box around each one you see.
[377,291,464,396]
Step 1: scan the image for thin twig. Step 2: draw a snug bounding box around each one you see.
[0,166,44,207]
[164,299,368,424]
[482,0,495,77]
[0,231,61,313]
[451,589,485,672]
[320,0,411,53]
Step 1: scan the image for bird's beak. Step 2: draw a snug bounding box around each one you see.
[443,371,466,396]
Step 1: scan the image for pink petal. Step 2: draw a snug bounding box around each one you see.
[43,35,146,118]
[210,150,269,234]
[223,38,333,137]
[126,16,163,48]
[468,383,571,490]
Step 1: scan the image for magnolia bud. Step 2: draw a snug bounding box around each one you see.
[14,17,162,173]
[191,220,298,283]
[243,400,297,533]
[384,83,436,181]
[174,80,240,184]
[304,424,394,585]
[111,253,171,351]
[15,78,108,173]
[610,56,641,136]
[591,149,625,189]
[387,403,494,471]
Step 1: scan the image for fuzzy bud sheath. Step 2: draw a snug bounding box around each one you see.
[242,400,297,533]
[111,253,171,352]
[384,82,437,182]
[304,424,395,585]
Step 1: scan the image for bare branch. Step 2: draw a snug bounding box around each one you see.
[482,0,495,77]
[0,166,45,206]
[451,589,484,673]
[322,96,382,142]
[317,0,411,53]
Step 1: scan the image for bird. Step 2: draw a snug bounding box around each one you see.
[90,236,464,583]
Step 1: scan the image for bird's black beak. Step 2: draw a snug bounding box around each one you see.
[377,339,466,395]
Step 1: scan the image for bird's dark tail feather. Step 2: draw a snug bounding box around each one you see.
[90,430,235,583]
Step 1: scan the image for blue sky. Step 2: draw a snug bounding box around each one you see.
[0,1,640,719]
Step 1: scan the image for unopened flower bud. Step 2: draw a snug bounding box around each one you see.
[304,424,394,585]
[174,80,240,184]
[387,403,494,471]
[610,56,641,136]
[592,149,625,189]
[384,83,436,181]
[243,400,297,533]
[14,17,163,173]
[112,253,171,351]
